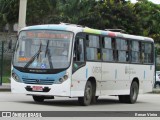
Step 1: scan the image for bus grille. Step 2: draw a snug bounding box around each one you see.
[22,78,55,85]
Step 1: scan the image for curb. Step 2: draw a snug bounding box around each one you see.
[0,88,11,92]
[152,89,160,94]
[0,83,11,92]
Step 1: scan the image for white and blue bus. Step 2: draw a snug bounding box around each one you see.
[11,23,154,106]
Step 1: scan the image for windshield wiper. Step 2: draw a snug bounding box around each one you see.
[24,42,42,68]
[45,40,53,69]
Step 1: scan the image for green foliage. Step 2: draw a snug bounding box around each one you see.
[134,0,160,36]
[26,0,60,24]
[0,0,19,31]
[0,0,160,41]
[2,59,11,83]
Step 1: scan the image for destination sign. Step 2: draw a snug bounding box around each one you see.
[26,31,72,39]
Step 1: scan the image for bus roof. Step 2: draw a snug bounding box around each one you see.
[22,24,154,42]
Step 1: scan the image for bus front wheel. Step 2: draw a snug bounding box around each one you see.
[32,96,45,102]
[119,81,139,104]
[78,81,93,106]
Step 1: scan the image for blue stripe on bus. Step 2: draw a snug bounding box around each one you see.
[101,31,108,35]
[13,68,66,82]
[115,69,117,79]
[86,68,88,79]
[144,71,146,79]
[150,65,152,70]
[26,25,67,31]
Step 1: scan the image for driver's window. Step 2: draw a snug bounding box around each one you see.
[73,37,85,73]
[74,38,84,62]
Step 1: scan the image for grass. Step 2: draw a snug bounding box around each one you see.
[2,76,10,83]
[1,59,11,83]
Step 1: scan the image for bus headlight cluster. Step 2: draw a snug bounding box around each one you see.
[12,71,21,82]
[58,73,69,83]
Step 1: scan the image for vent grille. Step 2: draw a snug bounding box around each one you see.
[22,78,55,85]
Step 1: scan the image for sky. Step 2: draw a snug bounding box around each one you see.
[131,0,160,4]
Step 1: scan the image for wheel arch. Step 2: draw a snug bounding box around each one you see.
[78,77,97,106]
[87,76,97,91]
[131,77,139,88]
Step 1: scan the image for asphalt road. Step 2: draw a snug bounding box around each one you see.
[0,92,160,111]
[0,92,160,119]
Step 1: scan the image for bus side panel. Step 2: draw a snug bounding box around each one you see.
[71,62,101,97]
[71,65,87,97]
[142,65,154,93]
[101,63,130,95]
[129,64,154,93]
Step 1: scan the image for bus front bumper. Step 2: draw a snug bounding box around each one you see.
[11,78,71,97]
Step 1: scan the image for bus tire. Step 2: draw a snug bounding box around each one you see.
[32,96,45,102]
[78,81,92,106]
[119,81,139,104]
[91,83,97,104]
[155,82,160,89]
[118,95,126,103]
[92,96,99,104]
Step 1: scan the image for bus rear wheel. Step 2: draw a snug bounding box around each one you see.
[32,96,45,102]
[78,81,92,106]
[119,81,139,104]
[155,82,160,89]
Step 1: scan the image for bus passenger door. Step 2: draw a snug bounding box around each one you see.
[71,35,86,97]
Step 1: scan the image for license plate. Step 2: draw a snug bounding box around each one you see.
[32,86,43,91]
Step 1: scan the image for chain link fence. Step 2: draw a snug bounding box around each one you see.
[0,32,17,85]
[0,41,4,85]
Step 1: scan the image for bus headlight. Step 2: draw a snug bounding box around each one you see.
[59,78,64,83]
[58,73,69,84]
[12,72,21,82]
[63,74,68,80]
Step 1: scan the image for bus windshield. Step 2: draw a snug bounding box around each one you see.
[13,30,73,70]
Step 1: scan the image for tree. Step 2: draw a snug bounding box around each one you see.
[134,0,160,41]
[0,0,160,43]
[0,0,19,32]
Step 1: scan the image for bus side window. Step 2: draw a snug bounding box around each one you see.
[131,40,140,63]
[142,42,153,64]
[86,35,101,61]
[141,42,145,63]
[116,38,129,62]
[102,37,114,61]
